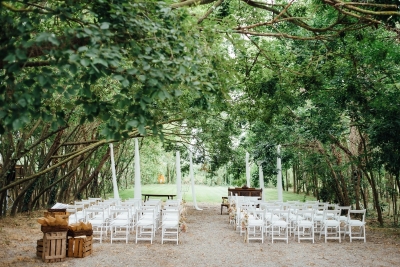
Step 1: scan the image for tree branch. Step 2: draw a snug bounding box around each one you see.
[171,0,216,8]
[197,0,224,24]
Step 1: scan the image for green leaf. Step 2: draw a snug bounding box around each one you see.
[138,124,146,134]
[48,35,60,46]
[4,53,16,62]
[126,120,138,128]
[179,65,186,74]
[121,79,129,87]
[100,22,110,30]
[17,98,27,107]
[158,90,166,100]
[78,46,88,52]
[38,75,47,86]
[138,75,146,82]
[35,33,50,43]
[127,68,138,75]
[83,28,93,35]
[93,58,108,67]
[12,119,24,130]
[113,75,124,81]
[80,58,91,67]
[15,49,27,60]
[69,64,78,75]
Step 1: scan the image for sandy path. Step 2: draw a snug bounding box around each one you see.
[1,204,400,267]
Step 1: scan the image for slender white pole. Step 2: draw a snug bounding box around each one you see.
[109,143,120,200]
[277,145,283,202]
[258,163,265,201]
[134,138,142,201]
[190,150,202,210]
[246,152,250,187]
[176,151,182,200]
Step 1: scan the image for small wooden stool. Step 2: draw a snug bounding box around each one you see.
[221,197,230,215]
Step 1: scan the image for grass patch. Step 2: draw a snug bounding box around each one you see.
[114,184,315,203]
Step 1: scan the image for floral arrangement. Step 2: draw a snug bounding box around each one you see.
[179,214,187,233]
[228,203,237,225]
[241,212,249,243]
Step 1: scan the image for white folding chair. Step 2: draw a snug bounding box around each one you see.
[319,209,341,243]
[135,207,156,244]
[85,206,108,243]
[294,209,314,243]
[344,209,366,242]
[67,203,85,224]
[161,209,180,244]
[246,209,265,243]
[109,207,131,243]
[270,210,290,243]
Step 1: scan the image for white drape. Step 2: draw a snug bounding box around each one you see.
[134,138,142,200]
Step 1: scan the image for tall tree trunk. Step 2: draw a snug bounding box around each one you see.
[285,169,289,191]
[353,168,361,210]
[315,141,346,205]
[358,131,383,225]
[75,150,110,199]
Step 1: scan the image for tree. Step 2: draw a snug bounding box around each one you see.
[1,0,227,139]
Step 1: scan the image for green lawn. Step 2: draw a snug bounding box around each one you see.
[115,184,316,203]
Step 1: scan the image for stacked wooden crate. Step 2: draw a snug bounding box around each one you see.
[36,209,69,263]
[36,207,94,261]
[67,234,93,258]
[37,231,67,263]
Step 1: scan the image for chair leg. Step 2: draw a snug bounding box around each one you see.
[363,226,366,242]
[349,225,352,243]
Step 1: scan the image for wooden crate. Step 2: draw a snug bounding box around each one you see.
[67,236,93,258]
[39,231,67,263]
[36,239,43,258]
[67,229,93,237]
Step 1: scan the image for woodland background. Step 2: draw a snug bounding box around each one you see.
[1,0,400,227]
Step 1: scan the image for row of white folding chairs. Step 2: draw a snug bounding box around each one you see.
[67,198,142,243]
[67,198,183,244]
[232,201,366,244]
[136,200,182,244]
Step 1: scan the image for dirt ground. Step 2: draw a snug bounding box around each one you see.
[1,204,400,267]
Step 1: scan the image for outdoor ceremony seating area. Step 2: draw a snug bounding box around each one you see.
[227,196,366,244]
[66,197,185,245]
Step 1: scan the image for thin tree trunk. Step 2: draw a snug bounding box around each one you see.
[75,150,110,199]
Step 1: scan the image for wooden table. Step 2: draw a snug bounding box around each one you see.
[142,194,177,201]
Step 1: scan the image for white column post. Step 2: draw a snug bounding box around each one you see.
[176,151,182,201]
[109,143,120,200]
[246,152,250,187]
[258,163,265,201]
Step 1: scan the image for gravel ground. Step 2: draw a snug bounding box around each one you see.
[1,203,400,267]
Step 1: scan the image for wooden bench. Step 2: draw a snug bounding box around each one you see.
[221,187,263,215]
[228,186,262,197]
